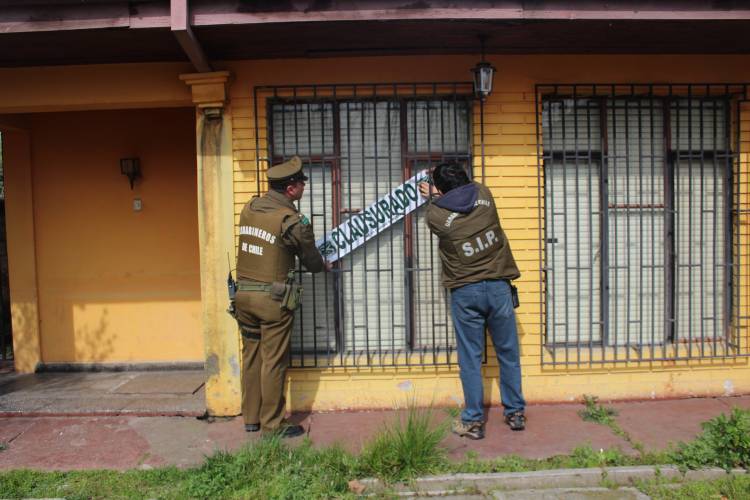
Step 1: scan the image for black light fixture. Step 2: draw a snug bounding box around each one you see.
[120,158,141,190]
[471,35,495,101]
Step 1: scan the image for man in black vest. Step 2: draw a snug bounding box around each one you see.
[420,162,526,439]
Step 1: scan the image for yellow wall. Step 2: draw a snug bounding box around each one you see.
[25,108,203,364]
[225,54,750,410]
[1,55,750,408]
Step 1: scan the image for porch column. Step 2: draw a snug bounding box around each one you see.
[2,127,42,372]
[180,71,240,416]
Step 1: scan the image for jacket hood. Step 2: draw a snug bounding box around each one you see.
[434,182,479,214]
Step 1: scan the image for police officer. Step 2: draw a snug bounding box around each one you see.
[419,162,526,440]
[235,156,328,438]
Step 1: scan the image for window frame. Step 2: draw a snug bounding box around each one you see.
[259,86,474,367]
[537,84,748,365]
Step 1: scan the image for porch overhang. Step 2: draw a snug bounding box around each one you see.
[1,1,750,69]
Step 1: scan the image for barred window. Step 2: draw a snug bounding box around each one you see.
[258,83,473,367]
[539,84,750,365]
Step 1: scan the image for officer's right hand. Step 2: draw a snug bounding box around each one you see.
[419,182,440,199]
[324,261,333,272]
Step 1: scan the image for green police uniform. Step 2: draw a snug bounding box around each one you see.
[426,182,520,288]
[236,156,325,433]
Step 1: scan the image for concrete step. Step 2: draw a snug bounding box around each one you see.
[362,465,746,497]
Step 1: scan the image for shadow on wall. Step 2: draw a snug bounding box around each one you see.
[9,301,38,367]
[72,307,113,364]
[0,201,12,360]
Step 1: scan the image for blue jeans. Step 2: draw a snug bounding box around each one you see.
[451,279,525,422]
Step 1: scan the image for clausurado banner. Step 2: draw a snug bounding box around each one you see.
[316,170,430,262]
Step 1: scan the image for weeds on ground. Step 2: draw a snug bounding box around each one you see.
[453,444,665,474]
[670,407,750,471]
[579,394,618,425]
[578,394,647,456]
[182,436,357,499]
[357,403,450,482]
[637,473,750,499]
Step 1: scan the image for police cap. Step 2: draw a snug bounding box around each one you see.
[267,156,308,182]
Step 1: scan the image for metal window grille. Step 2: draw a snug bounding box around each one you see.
[253,83,475,367]
[537,84,750,366]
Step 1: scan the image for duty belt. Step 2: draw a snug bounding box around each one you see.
[237,280,272,292]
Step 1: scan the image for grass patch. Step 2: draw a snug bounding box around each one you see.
[670,407,750,472]
[357,403,450,482]
[579,395,618,425]
[183,436,356,499]
[578,394,646,456]
[453,444,670,474]
[637,473,750,499]
[0,467,187,500]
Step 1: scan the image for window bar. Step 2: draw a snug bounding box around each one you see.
[291,89,307,365]
[699,95,706,357]
[624,93,632,359]
[359,95,371,365]
[711,94,731,355]
[449,92,461,363]
[687,86,694,358]
[573,89,584,365]
[560,94,571,363]
[342,100,356,364]
[373,91,384,367]
[390,85,400,365]
[317,96,333,366]
[664,93,675,357]
[332,88,345,367]
[609,89,620,360]
[402,98,414,364]
[303,100,316,366]
[405,95,423,358]
[599,94,610,358]
[435,91,446,363]
[637,95,644,351]
[544,97,555,363]
[648,88,657,353]
[727,94,738,351]
[435,87,446,362]
[586,91,595,364]
[535,87,545,364]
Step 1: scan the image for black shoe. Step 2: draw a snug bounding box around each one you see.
[505,411,526,431]
[245,423,260,432]
[267,424,305,438]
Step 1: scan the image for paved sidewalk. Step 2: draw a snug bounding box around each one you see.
[0,370,205,416]
[0,370,748,471]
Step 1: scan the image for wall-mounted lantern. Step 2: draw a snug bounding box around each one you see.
[471,35,495,101]
[120,158,141,190]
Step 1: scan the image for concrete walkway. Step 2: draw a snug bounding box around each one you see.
[0,370,748,471]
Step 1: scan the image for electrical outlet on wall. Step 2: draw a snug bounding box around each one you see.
[133,198,143,212]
